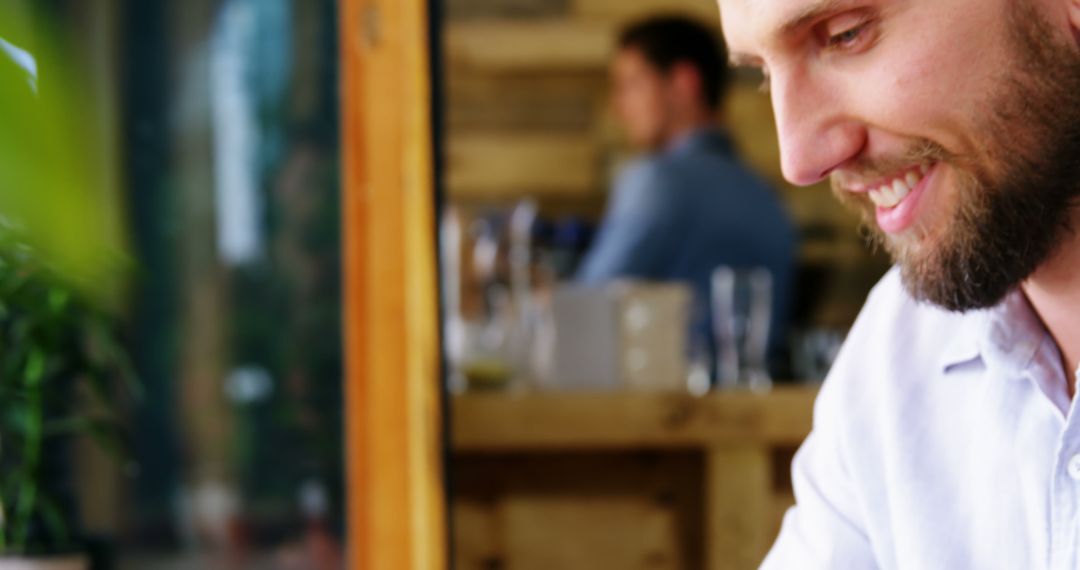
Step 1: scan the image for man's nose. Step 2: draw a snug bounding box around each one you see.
[771,71,865,186]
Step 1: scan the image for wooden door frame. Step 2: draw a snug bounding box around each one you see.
[340,0,447,568]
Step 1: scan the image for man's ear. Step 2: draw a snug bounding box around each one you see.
[669,62,704,106]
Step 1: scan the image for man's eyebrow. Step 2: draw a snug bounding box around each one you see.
[781,0,854,36]
[727,0,857,67]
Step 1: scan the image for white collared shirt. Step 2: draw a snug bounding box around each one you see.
[763,268,1080,570]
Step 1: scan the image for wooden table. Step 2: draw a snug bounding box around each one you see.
[451,387,818,570]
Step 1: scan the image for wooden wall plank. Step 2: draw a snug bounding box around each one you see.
[452,452,705,570]
[446,22,615,71]
[571,0,718,24]
[503,495,682,569]
[447,73,605,132]
[452,389,818,451]
[447,132,602,198]
[340,0,446,568]
[445,0,569,21]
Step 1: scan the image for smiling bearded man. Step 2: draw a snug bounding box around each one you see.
[717,0,1080,567]
[832,0,1080,312]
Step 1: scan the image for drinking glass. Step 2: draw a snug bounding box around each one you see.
[711,266,772,391]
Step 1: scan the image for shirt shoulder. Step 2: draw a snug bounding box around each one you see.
[816,267,981,435]
[659,143,745,185]
[606,158,677,225]
[845,266,974,372]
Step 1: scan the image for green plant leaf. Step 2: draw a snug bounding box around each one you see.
[46,288,69,314]
[36,492,70,550]
[22,349,44,388]
[43,415,131,464]
[12,478,37,548]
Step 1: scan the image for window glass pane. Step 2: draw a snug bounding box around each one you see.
[11,1,349,567]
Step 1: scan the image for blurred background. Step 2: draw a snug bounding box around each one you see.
[0,1,343,568]
[0,0,891,568]
[439,0,892,399]
[438,0,890,569]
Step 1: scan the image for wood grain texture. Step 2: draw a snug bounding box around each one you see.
[571,0,718,24]
[450,391,813,569]
[503,495,682,569]
[447,72,605,132]
[706,446,772,570]
[452,452,705,570]
[452,388,818,451]
[447,132,602,197]
[446,21,615,72]
[340,0,446,568]
[446,0,569,21]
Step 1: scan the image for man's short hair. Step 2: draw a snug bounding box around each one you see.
[618,16,729,111]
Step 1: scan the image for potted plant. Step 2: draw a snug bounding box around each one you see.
[0,237,136,569]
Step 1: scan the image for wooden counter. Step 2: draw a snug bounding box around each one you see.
[450,387,819,570]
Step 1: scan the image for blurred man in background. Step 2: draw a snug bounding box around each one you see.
[576,16,796,371]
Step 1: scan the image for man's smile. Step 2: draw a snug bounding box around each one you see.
[841,162,939,234]
[862,164,929,207]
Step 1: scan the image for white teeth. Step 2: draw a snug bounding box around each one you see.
[869,187,885,205]
[882,183,898,204]
[871,187,898,208]
[892,178,907,197]
[866,167,927,208]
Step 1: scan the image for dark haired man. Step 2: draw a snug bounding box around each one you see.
[718,0,1080,566]
[577,16,796,369]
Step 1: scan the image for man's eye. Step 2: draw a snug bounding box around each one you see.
[818,10,877,52]
[827,25,865,49]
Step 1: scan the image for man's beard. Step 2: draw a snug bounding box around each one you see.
[832,1,1080,312]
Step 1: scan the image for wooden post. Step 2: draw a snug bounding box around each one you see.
[340,0,446,568]
[706,446,772,570]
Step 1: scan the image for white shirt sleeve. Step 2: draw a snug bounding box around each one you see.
[760,422,879,569]
[759,274,897,569]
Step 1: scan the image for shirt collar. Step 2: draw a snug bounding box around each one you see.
[938,309,982,372]
[940,288,1044,376]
